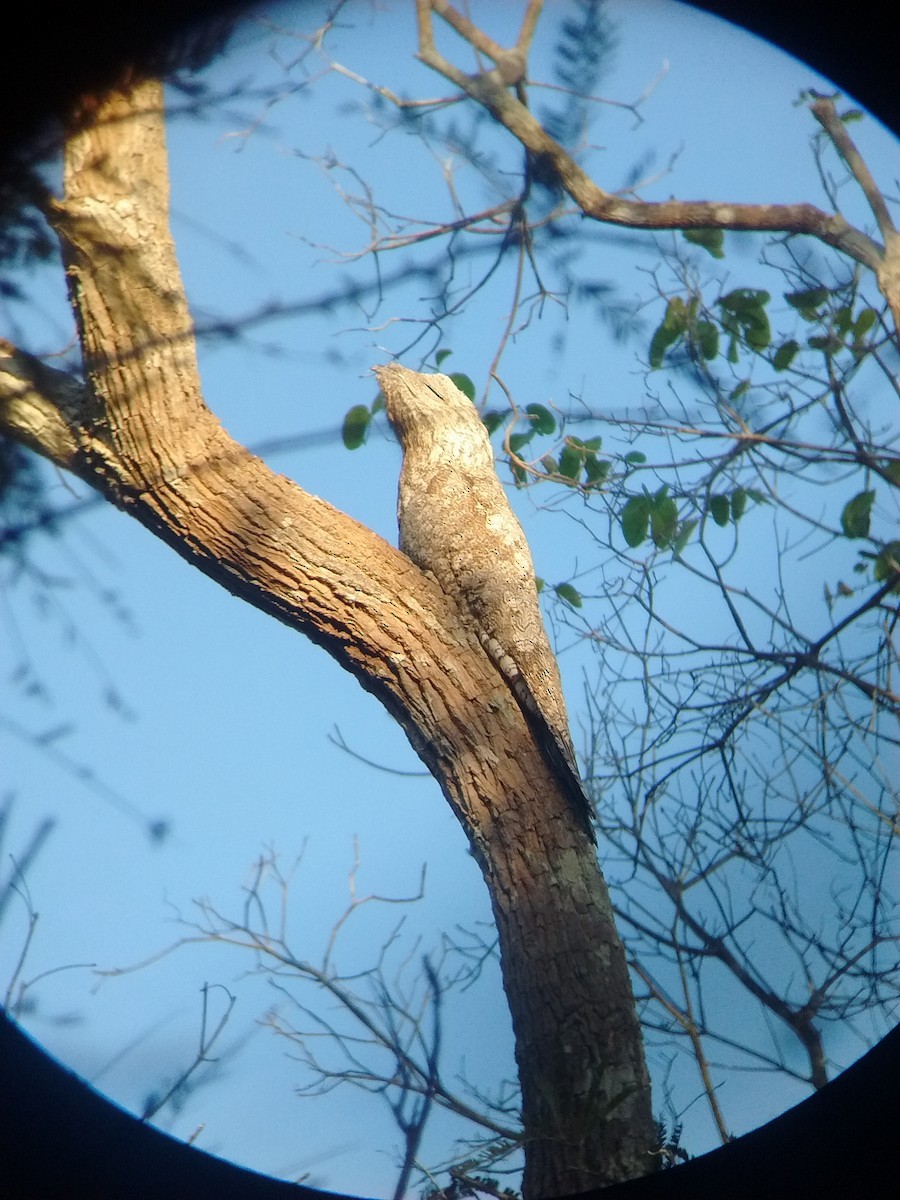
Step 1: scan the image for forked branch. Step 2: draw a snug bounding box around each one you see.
[415,1,900,335]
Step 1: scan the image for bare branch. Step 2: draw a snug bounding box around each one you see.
[414,0,897,333]
[810,96,897,243]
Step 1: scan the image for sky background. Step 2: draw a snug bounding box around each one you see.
[2,2,897,1195]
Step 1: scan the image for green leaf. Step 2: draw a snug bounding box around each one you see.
[785,286,829,314]
[730,379,751,401]
[718,288,770,313]
[648,298,687,368]
[731,488,748,521]
[482,410,506,436]
[510,460,528,487]
[673,519,697,556]
[621,495,651,547]
[649,322,678,369]
[650,496,679,548]
[683,228,725,259]
[852,308,878,340]
[696,321,719,360]
[558,443,583,480]
[709,494,730,527]
[744,310,771,351]
[840,108,864,123]
[554,582,583,609]
[745,489,767,505]
[509,430,534,454]
[884,460,900,487]
[807,334,842,353]
[773,339,800,370]
[873,542,900,589]
[540,454,559,475]
[525,403,556,436]
[834,305,854,338]
[435,348,453,367]
[342,404,371,450]
[449,372,475,401]
[582,436,603,452]
[584,457,611,486]
[840,490,875,538]
[666,296,688,324]
[624,451,646,466]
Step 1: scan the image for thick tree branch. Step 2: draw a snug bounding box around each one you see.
[0,345,82,465]
[0,75,655,1194]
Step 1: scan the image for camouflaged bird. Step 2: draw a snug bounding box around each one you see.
[376,362,595,842]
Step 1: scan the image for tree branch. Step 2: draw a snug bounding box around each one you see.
[810,96,896,242]
[415,1,898,331]
[0,73,657,1193]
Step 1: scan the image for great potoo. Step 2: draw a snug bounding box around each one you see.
[376,362,595,843]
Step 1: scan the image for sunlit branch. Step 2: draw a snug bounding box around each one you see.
[415,1,900,337]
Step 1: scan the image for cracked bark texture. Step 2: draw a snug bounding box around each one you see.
[0,77,655,1194]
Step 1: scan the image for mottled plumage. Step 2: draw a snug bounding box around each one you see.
[376,362,595,842]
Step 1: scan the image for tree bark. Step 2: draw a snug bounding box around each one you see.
[0,78,655,1193]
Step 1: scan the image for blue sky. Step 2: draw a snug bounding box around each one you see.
[2,2,897,1195]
